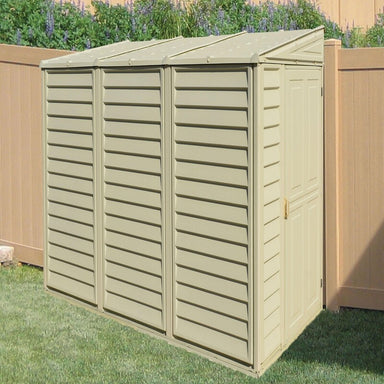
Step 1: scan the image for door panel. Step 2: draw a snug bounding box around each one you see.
[284,68,323,345]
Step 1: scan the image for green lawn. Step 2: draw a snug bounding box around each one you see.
[0,265,383,384]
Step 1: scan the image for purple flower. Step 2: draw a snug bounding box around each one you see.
[16,29,21,45]
[217,8,225,24]
[46,10,54,38]
[63,30,68,43]
[85,39,91,49]
[28,27,34,39]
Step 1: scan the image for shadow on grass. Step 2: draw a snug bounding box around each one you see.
[280,308,384,375]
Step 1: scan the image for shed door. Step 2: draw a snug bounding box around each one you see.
[283,67,323,345]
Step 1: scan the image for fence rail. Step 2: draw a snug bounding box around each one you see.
[0,44,69,266]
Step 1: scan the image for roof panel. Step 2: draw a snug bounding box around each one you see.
[41,28,324,69]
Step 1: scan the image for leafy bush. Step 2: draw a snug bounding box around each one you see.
[1,0,381,51]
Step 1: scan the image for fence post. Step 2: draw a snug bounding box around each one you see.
[324,39,341,311]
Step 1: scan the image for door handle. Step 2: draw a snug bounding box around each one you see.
[284,198,289,220]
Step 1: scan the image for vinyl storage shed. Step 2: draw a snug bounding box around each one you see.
[41,27,324,377]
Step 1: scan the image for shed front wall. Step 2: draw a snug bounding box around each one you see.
[172,66,253,364]
[44,70,97,304]
[101,68,166,331]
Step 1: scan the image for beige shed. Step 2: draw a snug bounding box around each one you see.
[41,27,324,376]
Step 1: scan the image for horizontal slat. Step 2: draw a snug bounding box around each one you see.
[49,257,94,285]
[48,230,94,255]
[104,105,161,123]
[48,216,93,241]
[105,184,161,208]
[104,88,161,105]
[264,308,280,337]
[175,89,248,109]
[48,271,95,303]
[105,215,161,243]
[47,116,93,133]
[264,126,280,148]
[106,246,162,276]
[264,145,280,167]
[264,199,280,224]
[264,272,280,300]
[176,301,248,340]
[48,188,93,210]
[103,71,161,88]
[105,137,161,157]
[47,72,92,87]
[176,266,248,302]
[48,174,93,195]
[47,87,93,102]
[176,179,247,206]
[264,325,280,359]
[176,215,248,245]
[264,163,280,186]
[263,69,280,88]
[48,244,94,270]
[176,284,248,321]
[104,153,161,174]
[264,218,280,244]
[105,169,161,191]
[264,182,280,205]
[104,120,161,140]
[175,317,249,362]
[175,70,248,89]
[176,249,248,283]
[176,232,248,264]
[48,159,93,179]
[264,256,280,281]
[106,262,162,293]
[176,162,248,187]
[175,108,248,129]
[105,277,162,309]
[105,231,162,260]
[48,146,93,164]
[175,125,248,148]
[264,290,280,319]
[48,202,94,225]
[105,199,161,226]
[105,292,163,329]
[47,131,93,149]
[263,89,281,108]
[176,143,247,167]
[264,235,280,263]
[263,107,280,128]
[47,102,92,118]
[175,196,247,226]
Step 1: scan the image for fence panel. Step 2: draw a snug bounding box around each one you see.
[325,40,384,311]
[0,45,69,266]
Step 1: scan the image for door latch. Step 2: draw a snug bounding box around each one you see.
[284,198,289,220]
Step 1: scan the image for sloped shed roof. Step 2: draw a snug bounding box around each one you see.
[41,27,324,68]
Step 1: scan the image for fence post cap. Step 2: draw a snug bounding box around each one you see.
[325,39,342,47]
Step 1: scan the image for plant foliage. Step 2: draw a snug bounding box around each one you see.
[0,0,383,50]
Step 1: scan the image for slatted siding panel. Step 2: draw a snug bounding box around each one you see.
[173,67,252,363]
[45,70,96,304]
[261,66,282,360]
[102,69,165,331]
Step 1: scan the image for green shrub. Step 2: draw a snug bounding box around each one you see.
[365,13,384,46]
[2,0,380,51]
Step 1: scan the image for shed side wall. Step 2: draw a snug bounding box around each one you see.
[258,64,283,365]
[45,70,97,304]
